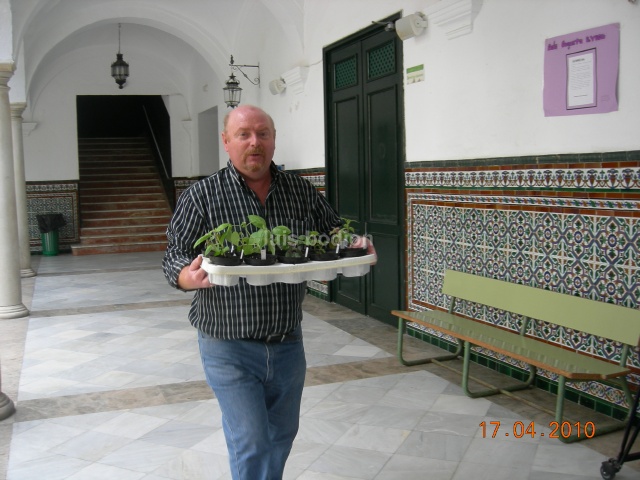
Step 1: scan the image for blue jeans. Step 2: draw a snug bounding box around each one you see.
[198,326,306,480]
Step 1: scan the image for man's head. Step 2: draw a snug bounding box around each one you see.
[222,105,276,182]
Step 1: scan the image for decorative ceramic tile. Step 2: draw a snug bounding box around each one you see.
[405,158,640,409]
[405,166,640,191]
[26,182,79,248]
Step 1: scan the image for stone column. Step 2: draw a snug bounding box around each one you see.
[0,64,28,320]
[0,358,15,420]
[11,102,35,278]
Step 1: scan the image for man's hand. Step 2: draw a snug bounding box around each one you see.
[351,235,377,264]
[178,255,215,290]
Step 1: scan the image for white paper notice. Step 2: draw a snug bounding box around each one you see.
[566,49,596,109]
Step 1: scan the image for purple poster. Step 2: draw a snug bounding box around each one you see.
[543,23,619,117]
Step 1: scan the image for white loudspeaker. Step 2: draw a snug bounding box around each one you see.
[269,78,286,95]
[395,13,427,41]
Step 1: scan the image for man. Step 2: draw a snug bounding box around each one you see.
[162,105,344,480]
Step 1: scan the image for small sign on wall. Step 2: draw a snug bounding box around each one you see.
[543,23,619,117]
[406,64,424,84]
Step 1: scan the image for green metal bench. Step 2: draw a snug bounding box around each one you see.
[392,269,640,443]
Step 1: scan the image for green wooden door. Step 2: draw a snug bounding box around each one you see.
[324,19,405,325]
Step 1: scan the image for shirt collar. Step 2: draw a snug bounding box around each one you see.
[226,159,281,188]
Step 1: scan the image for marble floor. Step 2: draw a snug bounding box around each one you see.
[0,252,638,479]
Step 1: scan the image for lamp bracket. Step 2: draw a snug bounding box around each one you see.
[229,55,260,86]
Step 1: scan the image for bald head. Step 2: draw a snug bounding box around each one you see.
[223,105,276,136]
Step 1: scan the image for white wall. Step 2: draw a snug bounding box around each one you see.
[267,0,640,168]
[15,0,640,182]
[197,105,219,176]
[0,0,12,63]
[402,0,640,161]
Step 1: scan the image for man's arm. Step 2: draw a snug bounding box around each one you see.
[163,185,211,290]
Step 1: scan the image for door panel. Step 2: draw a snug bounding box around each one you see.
[366,232,401,322]
[325,17,404,325]
[335,98,362,220]
[367,86,399,224]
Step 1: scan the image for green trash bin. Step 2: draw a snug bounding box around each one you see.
[41,230,60,256]
[37,214,66,256]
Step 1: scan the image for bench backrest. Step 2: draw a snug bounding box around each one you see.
[442,269,640,346]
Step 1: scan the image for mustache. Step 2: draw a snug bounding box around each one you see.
[244,147,265,158]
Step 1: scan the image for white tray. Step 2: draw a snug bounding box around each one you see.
[201,254,377,286]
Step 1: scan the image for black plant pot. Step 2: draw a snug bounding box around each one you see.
[338,247,368,258]
[244,254,278,266]
[207,254,242,266]
[309,251,340,261]
[278,255,309,264]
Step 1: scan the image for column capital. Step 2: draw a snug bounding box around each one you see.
[11,102,27,117]
[0,63,15,83]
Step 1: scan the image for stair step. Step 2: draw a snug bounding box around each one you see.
[79,166,158,175]
[81,225,168,236]
[80,208,171,219]
[78,159,155,165]
[79,160,155,167]
[80,173,160,180]
[79,149,151,153]
[80,179,162,188]
[71,241,168,256]
[80,186,164,195]
[81,193,167,202]
[73,136,172,256]
[81,216,171,228]
[79,232,168,245]
[81,200,170,211]
[79,137,147,143]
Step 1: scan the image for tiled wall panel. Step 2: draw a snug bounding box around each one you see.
[405,153,640,411]
[26,182,79,252]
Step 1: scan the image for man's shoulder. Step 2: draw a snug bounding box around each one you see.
[278,170,316,188]
[180,168,232,201]
[192,168,231,187]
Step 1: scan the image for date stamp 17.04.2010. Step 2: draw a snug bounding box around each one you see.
[479,420,596,440]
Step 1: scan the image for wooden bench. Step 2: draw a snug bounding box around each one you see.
[392,269,640,443]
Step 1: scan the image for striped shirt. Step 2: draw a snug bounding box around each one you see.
[162,160,342,339]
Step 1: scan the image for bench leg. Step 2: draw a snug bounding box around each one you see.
[461,341,537,398]
[556,375,632,444]
[397,318,463,366]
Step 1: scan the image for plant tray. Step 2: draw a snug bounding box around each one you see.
[201,254,377,287]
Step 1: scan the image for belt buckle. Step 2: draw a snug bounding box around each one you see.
[265,333,286,343]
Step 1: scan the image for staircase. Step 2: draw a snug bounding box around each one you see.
[72,137,172,255]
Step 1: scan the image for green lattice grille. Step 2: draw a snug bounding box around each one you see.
[368,41,395,79]
[334,56,357,89]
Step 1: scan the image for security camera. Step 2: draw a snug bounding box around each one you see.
[269,78,286,95]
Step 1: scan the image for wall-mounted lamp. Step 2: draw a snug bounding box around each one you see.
[395,13,427,40]
[110,23,130,89]
[223,55,260,108]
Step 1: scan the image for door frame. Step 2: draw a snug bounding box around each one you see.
[322,12,406,322]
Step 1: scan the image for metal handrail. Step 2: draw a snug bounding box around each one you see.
[142,105,169,178]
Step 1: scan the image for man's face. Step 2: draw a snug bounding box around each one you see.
[222,106,276,181]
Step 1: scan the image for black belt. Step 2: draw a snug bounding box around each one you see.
[253,332,300,343]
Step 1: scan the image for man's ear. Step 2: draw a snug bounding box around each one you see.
[221,132,229,152]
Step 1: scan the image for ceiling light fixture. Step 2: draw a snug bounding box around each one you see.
[110,23,129,89]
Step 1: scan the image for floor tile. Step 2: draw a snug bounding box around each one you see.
[3,251,638,480]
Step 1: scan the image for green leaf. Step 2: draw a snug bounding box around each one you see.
[247,214,266,229]
[271,225,291,236]
[193,231,213,248]
[228,231,240,246]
